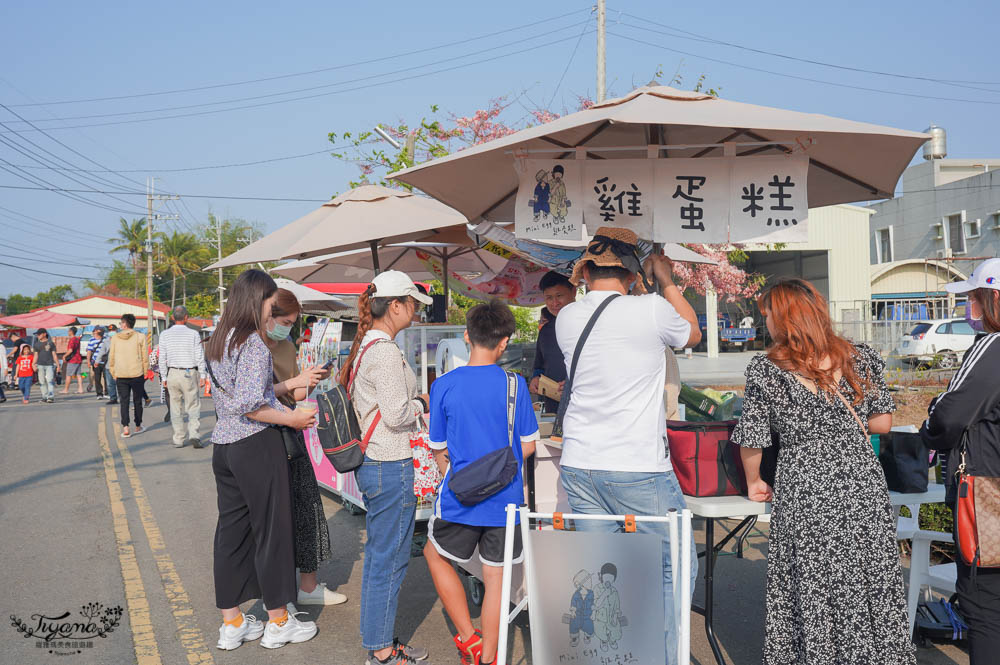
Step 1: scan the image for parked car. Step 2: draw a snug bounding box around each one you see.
[894,318,977,369]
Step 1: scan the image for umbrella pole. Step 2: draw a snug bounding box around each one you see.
[369,240,381,275]
[442,252,451,311]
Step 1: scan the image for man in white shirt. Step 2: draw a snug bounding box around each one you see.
[555,226,701,665]
[158,306,205,448]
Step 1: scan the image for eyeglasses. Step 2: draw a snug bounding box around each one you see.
[408,296,426,312]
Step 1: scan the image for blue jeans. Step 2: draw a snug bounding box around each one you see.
[560,466,697,665]
[37,365,55,399]
[18,377,32,400]
[355,457,416,652]
[104,366,118,400]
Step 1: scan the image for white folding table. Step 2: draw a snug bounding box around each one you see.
[685,484,947,665]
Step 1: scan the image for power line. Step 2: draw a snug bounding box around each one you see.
[0,259,95,280]
[0,251,106,270]
[3,30,596,133]
[0,206,120,247]
[6,9,594,108]
[0,183,329,202]
[608,31,1000,106]
[617,13,1000,90]
[547,14,594,110]
[0,161,146,215]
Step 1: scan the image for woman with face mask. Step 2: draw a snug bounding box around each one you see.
[920,258,1000,664]
[265,289,345,608]
[204,270,319,651]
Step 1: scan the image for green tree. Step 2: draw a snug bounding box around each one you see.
[4,285,75,315]
[185,292,218,320]
[5,293,34,315]
[107,217,147,297]
[156,231,203,307]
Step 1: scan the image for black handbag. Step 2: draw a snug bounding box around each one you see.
[447,371,519,506]
[879,430,930,493]
[551,294,620,442]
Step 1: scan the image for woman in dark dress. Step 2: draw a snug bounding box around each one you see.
[733,278,915,665]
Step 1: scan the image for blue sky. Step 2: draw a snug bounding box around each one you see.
[2,0,998,297]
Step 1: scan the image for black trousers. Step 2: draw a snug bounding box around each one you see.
[116,376,145,427]
[212,427,296,610]
[93,363,105,396]
[957,559,1000,664]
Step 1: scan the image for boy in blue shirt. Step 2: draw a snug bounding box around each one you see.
[425,300,539,665]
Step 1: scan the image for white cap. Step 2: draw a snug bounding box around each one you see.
[945,258,1000,293]
[371,270,433,305]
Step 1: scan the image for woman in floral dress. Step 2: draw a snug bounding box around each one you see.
[733,278,915,665]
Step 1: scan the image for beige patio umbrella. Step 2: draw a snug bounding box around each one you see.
[389,84,929,226]
[272,278,350,313]
[207,184,469,270]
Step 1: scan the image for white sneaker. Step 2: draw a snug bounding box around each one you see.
[216,613,264,650]
[297,582,348,606]
[260,611,317,649]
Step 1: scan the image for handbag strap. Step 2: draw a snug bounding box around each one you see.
[350,338,392,453]
[505,370,517,449]
[833,389,868,438]
[555,294,621,427]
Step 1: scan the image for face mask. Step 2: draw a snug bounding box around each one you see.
[966,304,985,332]
[267,322,293,341]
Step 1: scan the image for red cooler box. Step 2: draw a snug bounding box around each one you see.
[667,420,746,497]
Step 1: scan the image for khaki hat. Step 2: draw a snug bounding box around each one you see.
[569,226,651,294]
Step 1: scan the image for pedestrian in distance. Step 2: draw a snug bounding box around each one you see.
[735,278,913,665]
[338,270,433,665]
[555,226,702,665]
[0,338,8,403]
[108,314,149,438]
[204,269,318,651]
[266,289,344,607]
[60,326,85,395]
[424,300,539,665]
[158,306,206,449]
[86,327,108,399]
[104,324,119,404]
[920,258,1000,665]
[32,328,59,403]
[15,344,35,404]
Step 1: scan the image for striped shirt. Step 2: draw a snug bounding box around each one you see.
[86,336,103,362]
[157,323,206,377]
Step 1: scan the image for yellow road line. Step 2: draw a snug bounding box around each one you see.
[111,419,215,665]
[97,407,163,665]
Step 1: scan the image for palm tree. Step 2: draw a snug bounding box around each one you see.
[107,217,147,297]
[156,231,202,308]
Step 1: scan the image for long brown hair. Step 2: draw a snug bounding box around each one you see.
[272,288,301,319]
[970,288,1000,334]
[337,284,406,387]
[759,278,870,404]
[205,269,276,363]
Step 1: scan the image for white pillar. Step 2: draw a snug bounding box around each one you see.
[706,281,719,359]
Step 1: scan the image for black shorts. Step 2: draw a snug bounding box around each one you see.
[427,515,523,567]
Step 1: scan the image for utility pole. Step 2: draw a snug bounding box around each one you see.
[217,218,224,315]
[144,177,178,336]
[596,0,606,103]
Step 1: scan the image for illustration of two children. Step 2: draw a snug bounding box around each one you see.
[531,165,570,223]
[569,563,623,652]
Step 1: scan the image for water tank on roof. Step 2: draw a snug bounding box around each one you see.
[923,124,947,160]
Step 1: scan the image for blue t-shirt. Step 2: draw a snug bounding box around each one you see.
[429,365,540,527]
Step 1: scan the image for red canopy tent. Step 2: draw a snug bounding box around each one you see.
[0,310,90,330]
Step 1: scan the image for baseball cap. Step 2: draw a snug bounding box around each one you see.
[945,258,1000,293]
[371,270,433,305]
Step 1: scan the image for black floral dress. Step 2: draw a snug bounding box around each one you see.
[732,344,916,665]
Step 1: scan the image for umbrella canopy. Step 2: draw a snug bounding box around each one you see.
[389,84,928,225]
[272,278,350,313]
[272,242,506,284]
[0,310,90,329]
[208,184,469,270]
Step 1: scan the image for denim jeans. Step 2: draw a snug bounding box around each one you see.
[355,456,416,652]
[104,366,118,400]
[37,365,55,400]
[18,377,32,400]
[560,466,697,665]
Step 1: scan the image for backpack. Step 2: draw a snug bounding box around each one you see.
[316,339,384,473]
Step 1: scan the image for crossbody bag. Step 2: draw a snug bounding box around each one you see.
[956,430,1000,568]
[550,294,620,442]
[447,370,520,506]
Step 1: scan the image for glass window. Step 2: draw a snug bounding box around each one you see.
[948,213,966,254]
[951,320,976,335]
[935,323,951,334]
[909,323,932,336]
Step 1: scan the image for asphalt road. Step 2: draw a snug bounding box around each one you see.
[1,384,969,665]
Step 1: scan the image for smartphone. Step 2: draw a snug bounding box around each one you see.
[321,358,336,370]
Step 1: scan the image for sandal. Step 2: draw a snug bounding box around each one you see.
[122,427,131,438]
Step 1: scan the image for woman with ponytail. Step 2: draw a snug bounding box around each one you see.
[732,278,914,665]
[342,270,433,665]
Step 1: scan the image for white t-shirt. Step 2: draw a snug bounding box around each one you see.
[555,290,691,473]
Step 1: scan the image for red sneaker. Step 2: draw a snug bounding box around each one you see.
[453,629,483,665]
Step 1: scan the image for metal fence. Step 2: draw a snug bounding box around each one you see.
[830,297,967,357]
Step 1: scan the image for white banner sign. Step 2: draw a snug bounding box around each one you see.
[514,159,584,240]
[514,155,809,243]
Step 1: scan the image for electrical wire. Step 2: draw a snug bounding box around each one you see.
[7,8,594,108]
[608,31,1000,106]
[0,259,97,280]
[0,206,120,247]
[547,14,593,110]
[3,30,596,133]
[0,183,329,202]
[616,12,1000,89]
